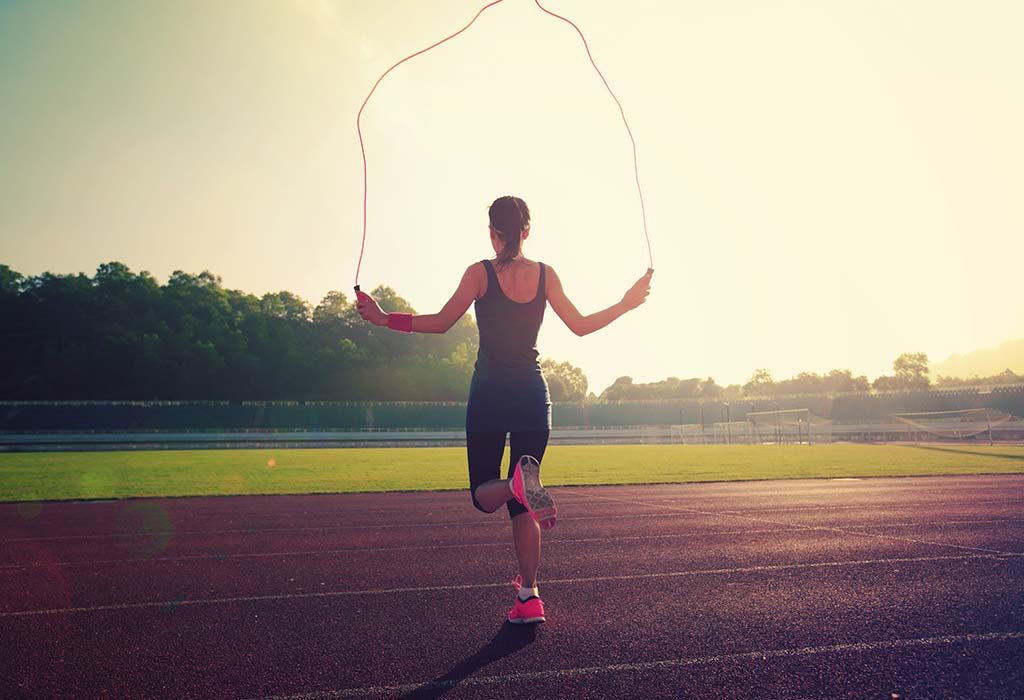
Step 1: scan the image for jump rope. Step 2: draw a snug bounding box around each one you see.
[354,0,653,298]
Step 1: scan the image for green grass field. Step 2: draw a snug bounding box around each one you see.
[2,443,1024,502]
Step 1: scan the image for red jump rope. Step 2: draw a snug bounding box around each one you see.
[354,0,653,299]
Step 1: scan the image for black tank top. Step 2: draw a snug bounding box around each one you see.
[474,259,546,371]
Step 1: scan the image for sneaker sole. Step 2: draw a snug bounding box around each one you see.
[507,615,545,624]
[516,456,557,530]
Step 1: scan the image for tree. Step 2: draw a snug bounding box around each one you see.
[824,369,870,393]
[875,352,930,391]
[0,262,485,401]
[699,377,722,399]
[541,358,588,402]
[872,375,902,392]
[934,368,1022,388]
[743,368,774,396]
[313,291,352,324]
[94,261,135,286]
[261,291,311,322]
[893,352,930,389]
[653,377,701,399]
[722,384,743,400]
[598,375,701,401]
[601,376,634,401]
[0,264,25,297]
[168,269,222,290]
[778,372,824,395]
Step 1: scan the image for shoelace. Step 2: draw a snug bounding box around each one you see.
[511,574,541,606]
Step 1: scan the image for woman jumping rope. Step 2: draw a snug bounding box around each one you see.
[356,195,652,624]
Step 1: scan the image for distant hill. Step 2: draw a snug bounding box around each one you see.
[932,338,1024,378]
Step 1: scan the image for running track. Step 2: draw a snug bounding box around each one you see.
[3,475,1023,699]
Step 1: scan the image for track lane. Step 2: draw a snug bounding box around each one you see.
[3,475,1023,699]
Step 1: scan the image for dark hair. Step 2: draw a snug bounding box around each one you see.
[488,195,530,270]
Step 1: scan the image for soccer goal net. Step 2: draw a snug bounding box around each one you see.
[890,408,1020,442]
[712,421,754,444]
[747,408,831,444]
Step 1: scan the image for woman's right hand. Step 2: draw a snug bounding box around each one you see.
[355,290,387,326]
[621,269,653,310]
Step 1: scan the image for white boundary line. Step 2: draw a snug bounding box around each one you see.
[0,528,796,569]
[0,553,1011,618]
[0,510,714,543]
[700,498,1024,514]
[3,519,1022,571]
[5,496,1022,543]
[349,498,1024,516]
[251,630,1024,699]
[578,491,1024,557]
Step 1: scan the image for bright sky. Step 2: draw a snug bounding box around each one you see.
[1,0,1022,393]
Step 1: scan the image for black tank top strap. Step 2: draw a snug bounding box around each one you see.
[480,259,497,297]
[536,262,546,304]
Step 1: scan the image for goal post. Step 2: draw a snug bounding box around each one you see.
[890,408,1019,444]
[746,408,831,444]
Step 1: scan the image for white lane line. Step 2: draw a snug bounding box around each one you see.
[714,498,1024,514]
[4,519,1021,570]
[0,553,1009,618]
[579,491,1024,558]
[251,630,1024,699]
[0,509,712,543]
[0,491,586,521]
[0,522,496,541]
[584,498,1024,514]
[6,494,1020,542]
[881,518,1024,526]
[0,528,801,570]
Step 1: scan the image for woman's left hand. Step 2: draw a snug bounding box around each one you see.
[621,269,653,311]
[355,291,387,326]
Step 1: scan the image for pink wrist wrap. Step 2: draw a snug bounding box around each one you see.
[387,313,413,333]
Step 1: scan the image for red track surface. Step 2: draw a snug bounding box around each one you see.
[3,475,1024,699]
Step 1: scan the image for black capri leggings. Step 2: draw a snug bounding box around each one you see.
[467,430,550,518]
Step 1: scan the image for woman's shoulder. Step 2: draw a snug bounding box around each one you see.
[464,261,489,298]
[538,260,557,276]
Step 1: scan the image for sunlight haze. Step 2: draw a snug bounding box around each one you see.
[1,0,1022,394]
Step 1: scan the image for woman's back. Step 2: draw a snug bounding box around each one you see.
[474,258,546,372]
[490,259,542,303]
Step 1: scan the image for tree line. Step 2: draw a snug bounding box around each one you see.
[1,263,1018,402]
[0,262,480,401]
[599,353,1022,402]
[0,262,597,402]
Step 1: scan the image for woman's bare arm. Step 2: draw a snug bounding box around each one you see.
[356,264,482,334]
[411,264,481,333]
[547,266,652,337]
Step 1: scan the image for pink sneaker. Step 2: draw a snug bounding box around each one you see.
[507,575,546,624]
[510,455,557,530]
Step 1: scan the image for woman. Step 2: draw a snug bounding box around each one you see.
[356,195,652,624]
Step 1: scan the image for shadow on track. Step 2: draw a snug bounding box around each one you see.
[905,444,1024,461]
[400,623,538,699]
